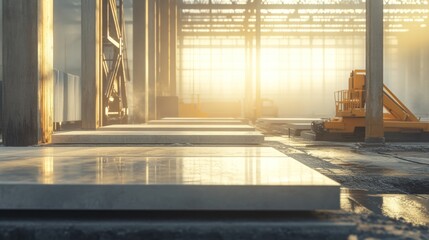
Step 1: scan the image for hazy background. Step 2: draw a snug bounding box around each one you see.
[0,0,428,119]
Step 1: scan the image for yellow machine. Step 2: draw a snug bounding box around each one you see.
[312,70,429,137]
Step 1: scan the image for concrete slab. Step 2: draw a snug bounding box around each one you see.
[148,120,245,125]
[163,117,244,121]
[257,118,320,134]
[0,146,286,158]
[257,118,321,124]
[100,124,255,131]
[52,131,264,144]
[284,123,313,137]
[0,148,340,210]
[284,123,312,129]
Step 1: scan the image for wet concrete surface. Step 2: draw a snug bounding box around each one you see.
[266,136,429,230]
[342,189,429,226]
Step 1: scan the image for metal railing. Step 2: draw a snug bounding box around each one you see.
[334,89,364,114]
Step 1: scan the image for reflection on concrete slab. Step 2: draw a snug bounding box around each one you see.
[0,146,285,157]
[0,156,338,186]
[0,147,340,210]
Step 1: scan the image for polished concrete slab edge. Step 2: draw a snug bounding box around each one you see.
[148,120,245,125]
[52,131,264,144]
[0,185,340,210]
[257,118,321,124]
[100,124,256,132]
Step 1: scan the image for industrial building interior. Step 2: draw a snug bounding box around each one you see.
[0,0,429,239]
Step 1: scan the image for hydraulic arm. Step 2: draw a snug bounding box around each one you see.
[313,70,429,135]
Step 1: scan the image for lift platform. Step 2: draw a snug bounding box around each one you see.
[312,70,429,141]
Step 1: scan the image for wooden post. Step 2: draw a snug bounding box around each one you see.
[81,0,102,129]
[2,0,53,146]
[365,0,384,143]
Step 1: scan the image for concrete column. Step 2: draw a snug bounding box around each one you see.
[159,0,170,96]
[365,0,384,143]
[178,36,184,98]
[133,0,146,123]
[82,0,102,129]
[169,0,177,96]
[147,0,157,120]
[155,0,161,97]
[244,3,253,119]
[254,0,261,120]
[244,32,253,119]
[2,0,53,146]
[0,3,2,135]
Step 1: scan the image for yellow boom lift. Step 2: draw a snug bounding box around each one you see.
[312,70,429,140]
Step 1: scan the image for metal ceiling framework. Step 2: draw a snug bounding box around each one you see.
[174,0,428,119]
[178,0,429,36]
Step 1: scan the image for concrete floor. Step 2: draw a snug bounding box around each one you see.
[0,132,428,239]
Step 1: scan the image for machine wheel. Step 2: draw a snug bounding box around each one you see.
[311,121,327,135]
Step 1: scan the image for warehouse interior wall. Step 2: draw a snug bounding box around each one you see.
[0,0,428,120]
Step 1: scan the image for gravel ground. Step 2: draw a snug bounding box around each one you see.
[265,136,429,239]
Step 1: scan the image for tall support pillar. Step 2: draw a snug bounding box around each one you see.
[169,0,177,96]
[147,0,157,120]
[244,3,253,120]
[244,36,253,119]
[254,0,261,121]
[159,0,170,96]
[133,0,146,123]
[82,0,102,129]
[365,0,384,143]
[2,0,53,146]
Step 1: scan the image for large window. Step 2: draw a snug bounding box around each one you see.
[178,0,429,117]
